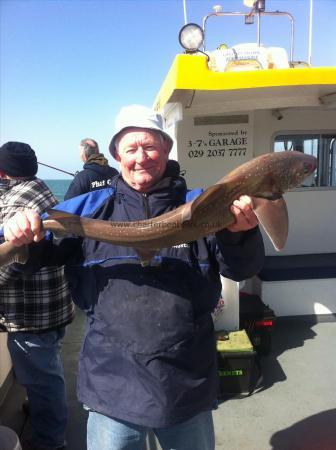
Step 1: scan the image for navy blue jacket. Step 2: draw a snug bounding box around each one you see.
[64,154,118,200]
[27,170,264,427]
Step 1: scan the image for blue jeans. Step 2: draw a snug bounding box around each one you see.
[7,328,67,448]
[87,410,215,450]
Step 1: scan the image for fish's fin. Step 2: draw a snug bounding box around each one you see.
[45,209,76,219]
[182,184,223,223]
[180,202,194,222]
[0,242,29,267]
[253,196,288,251]
[136,248,158,267]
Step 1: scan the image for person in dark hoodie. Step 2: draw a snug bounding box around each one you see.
[3,106,264,450]
[64,138,118,200]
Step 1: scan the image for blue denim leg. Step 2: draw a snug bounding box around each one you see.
[154,410,215,450]
[7,328,67,448]
[87,410,214,450]
[87,411,147,450]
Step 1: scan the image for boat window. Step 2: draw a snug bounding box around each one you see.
[274,134,336,187]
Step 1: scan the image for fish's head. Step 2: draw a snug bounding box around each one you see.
[275,151,317,192]
[221,150,317,201]
[249,151,317,199]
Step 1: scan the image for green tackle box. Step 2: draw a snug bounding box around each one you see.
[216,329,256,398]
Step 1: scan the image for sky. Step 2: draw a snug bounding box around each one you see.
[1,0,335,179]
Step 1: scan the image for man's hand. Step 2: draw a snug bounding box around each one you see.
[4,210,45,247]
[227,195,258,232]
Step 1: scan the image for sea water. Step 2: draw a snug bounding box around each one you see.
[44,179,71,202]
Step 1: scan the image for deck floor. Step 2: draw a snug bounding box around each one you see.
[1,309,336,450]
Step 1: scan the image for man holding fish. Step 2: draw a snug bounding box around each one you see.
[2,105,266,450]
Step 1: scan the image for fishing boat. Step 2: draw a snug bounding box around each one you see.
[147,4,336,447]
[154,0,336,328]
[1,1,336,449]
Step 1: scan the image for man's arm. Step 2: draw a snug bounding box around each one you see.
[212,195,265,280]
[214,227,265,281]
[3,210,83,270]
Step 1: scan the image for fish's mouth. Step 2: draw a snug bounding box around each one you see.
[303,161,317,175]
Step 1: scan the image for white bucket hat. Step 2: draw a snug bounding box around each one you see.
[109,105,173,158]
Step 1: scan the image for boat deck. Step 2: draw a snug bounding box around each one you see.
[1,308,336,450]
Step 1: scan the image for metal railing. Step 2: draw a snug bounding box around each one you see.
[202,9,295,61]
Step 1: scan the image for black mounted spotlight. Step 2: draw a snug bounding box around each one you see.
[178,23,204,53]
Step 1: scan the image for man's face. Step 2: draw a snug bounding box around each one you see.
[115,129,169,192]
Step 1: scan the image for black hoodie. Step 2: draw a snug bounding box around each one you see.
[64,153,118,200]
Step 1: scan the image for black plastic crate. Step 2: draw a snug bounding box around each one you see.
[239,292,276,355]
